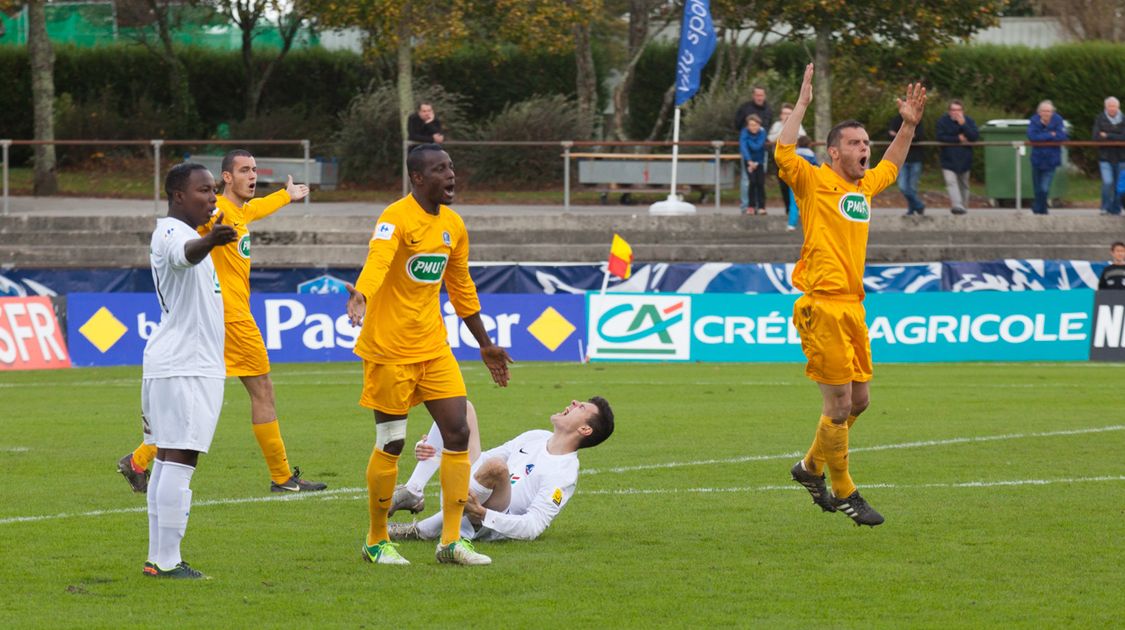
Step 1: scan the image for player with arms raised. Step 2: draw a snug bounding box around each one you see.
[346,144,513,566]
[777,64,926,526]
[120,150,327,494]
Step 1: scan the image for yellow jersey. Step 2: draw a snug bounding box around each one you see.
[353,194,480,364]
[198,189,291,322]
[775,142,897,300]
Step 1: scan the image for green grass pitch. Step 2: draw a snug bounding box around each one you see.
[1,361,1122,628]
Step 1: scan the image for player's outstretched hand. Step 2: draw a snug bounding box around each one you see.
[796,63,814,107]
[898,82,927,126]
[414,434,436,461]
[480,345,513,387]
[345,282,366,327]
[285,174,310,202]
[207,211,238,245]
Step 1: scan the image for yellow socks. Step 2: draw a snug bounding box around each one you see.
[132,443,157,471]
[805,414,859,477]
[252,420,291,484]
[814,415,856,499]
[366,448,399,546]
[439,449,471,546]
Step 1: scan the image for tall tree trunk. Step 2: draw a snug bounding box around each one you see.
[573,21,597,139]
[396,9,414,144]
[28,0,57,195]
[610,0,653,141]
[147,0,198,136]
[241,14,258,119]
[814,28,832,160]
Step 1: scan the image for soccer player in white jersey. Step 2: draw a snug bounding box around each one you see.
[139,163,237,579]
[387,397,614,542]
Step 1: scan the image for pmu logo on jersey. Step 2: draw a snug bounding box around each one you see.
[237,234,251,259]
[586,294,691,361]
[406,254,448,283]
[838,192,870,222]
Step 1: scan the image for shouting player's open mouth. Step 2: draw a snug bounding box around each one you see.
[442,180,456,204]
[858,156,868,169]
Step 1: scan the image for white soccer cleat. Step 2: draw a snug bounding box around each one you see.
[361,540,410,565]
[388,484,425,517]
[435,539,491,566]
[387,520,423,541]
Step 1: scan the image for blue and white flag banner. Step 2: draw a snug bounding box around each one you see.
[674,0,717,107]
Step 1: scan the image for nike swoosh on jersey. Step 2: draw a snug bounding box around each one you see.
[519,448,528,454]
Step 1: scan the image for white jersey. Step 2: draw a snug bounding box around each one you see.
[478,430,579,541]
[142,217,225,379]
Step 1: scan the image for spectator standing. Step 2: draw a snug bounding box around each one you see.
[1093,96,1125,216]
[935,100,978,216]
[407,102,445,144]
[1098,241,1125,290]
[1027,100,1068,216]
[769,103,807,224]
[735,87,772,212]
[888,113,926,216]
[740,114,768,215]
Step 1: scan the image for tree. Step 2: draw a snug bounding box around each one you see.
[116,0,206,136]
[26,0,57,194]
[215,0,313,119]
[741,0,1005,142]
[1041,0,1125,42]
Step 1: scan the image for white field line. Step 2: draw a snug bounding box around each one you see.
[582,425,1125,475]
[2,424,1122,527]
[3,475,1123,527]
[0,447,29,453]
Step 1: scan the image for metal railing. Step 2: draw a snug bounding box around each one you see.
[399,138,1125,212]
[1,139,311,216]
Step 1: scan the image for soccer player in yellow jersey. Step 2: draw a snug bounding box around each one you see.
[345,144,513,566]
[776,64,926,527]
[118,150,328,494]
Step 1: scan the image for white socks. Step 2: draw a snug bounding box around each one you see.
[146,459,164,563]
[151,460,195,571]
[404,422,444,495]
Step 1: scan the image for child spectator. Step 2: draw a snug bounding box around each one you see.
[740,114,767,215]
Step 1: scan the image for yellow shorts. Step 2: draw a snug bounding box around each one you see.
[224,318,270,377]
[793,294,872,386]
[359,351,466,415]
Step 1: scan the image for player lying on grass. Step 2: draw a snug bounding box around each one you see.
[386,397,614,542]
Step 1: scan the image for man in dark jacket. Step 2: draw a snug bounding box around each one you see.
[935,100,978,215]
[1093,96,1125,216]
[1027,100,1068,215]
[734,86,773,133]
[407,103,445,145]
[889,114,926,215]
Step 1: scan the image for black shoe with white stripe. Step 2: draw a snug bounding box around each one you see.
[832,491,884,527]
[790,460,836,513]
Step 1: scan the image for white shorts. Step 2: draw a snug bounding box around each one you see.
[141,376,224,453]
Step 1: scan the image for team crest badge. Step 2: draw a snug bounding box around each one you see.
[442,231,452,247]
[525,464,535,475]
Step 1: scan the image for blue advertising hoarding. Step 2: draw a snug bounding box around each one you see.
[587,290,1096,363]
[67,293,585,367]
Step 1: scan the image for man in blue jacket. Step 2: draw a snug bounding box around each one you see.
[935,100,978,216]
[1027,100,1068,215]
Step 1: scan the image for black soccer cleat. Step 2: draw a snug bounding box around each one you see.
[832,490,885,527]
[117,453,150,494]
[153,561,209,580]
[270,466,328,493]
[790,460,836,513]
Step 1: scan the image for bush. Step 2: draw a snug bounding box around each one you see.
[333,81,469,185]
[460,94,582,186]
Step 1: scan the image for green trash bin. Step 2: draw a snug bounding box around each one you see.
[981,118,1070,205]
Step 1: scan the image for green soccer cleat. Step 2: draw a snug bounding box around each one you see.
[270,467,328,493]
[361,540,410,565]
[153,561,210,579]
[117,453,150,494]
[435,539,491,566]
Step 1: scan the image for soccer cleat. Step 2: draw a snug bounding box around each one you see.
[142,561,158,577]
[153,561,210,579]
[270,466,328,493]
[387,520,423,541]
[117,453,150,494]
[832,491,885,527]
[790,460,836,513]
[361,540,410,565]
[436,539,491,566]
[388,484,424,517]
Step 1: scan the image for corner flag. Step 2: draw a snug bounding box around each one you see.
[674,0,717,107]
[608,234,633,279]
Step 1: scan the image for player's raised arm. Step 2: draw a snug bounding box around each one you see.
[882,83,928,169]
[778,64,814,147]
[186,211,237,265]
